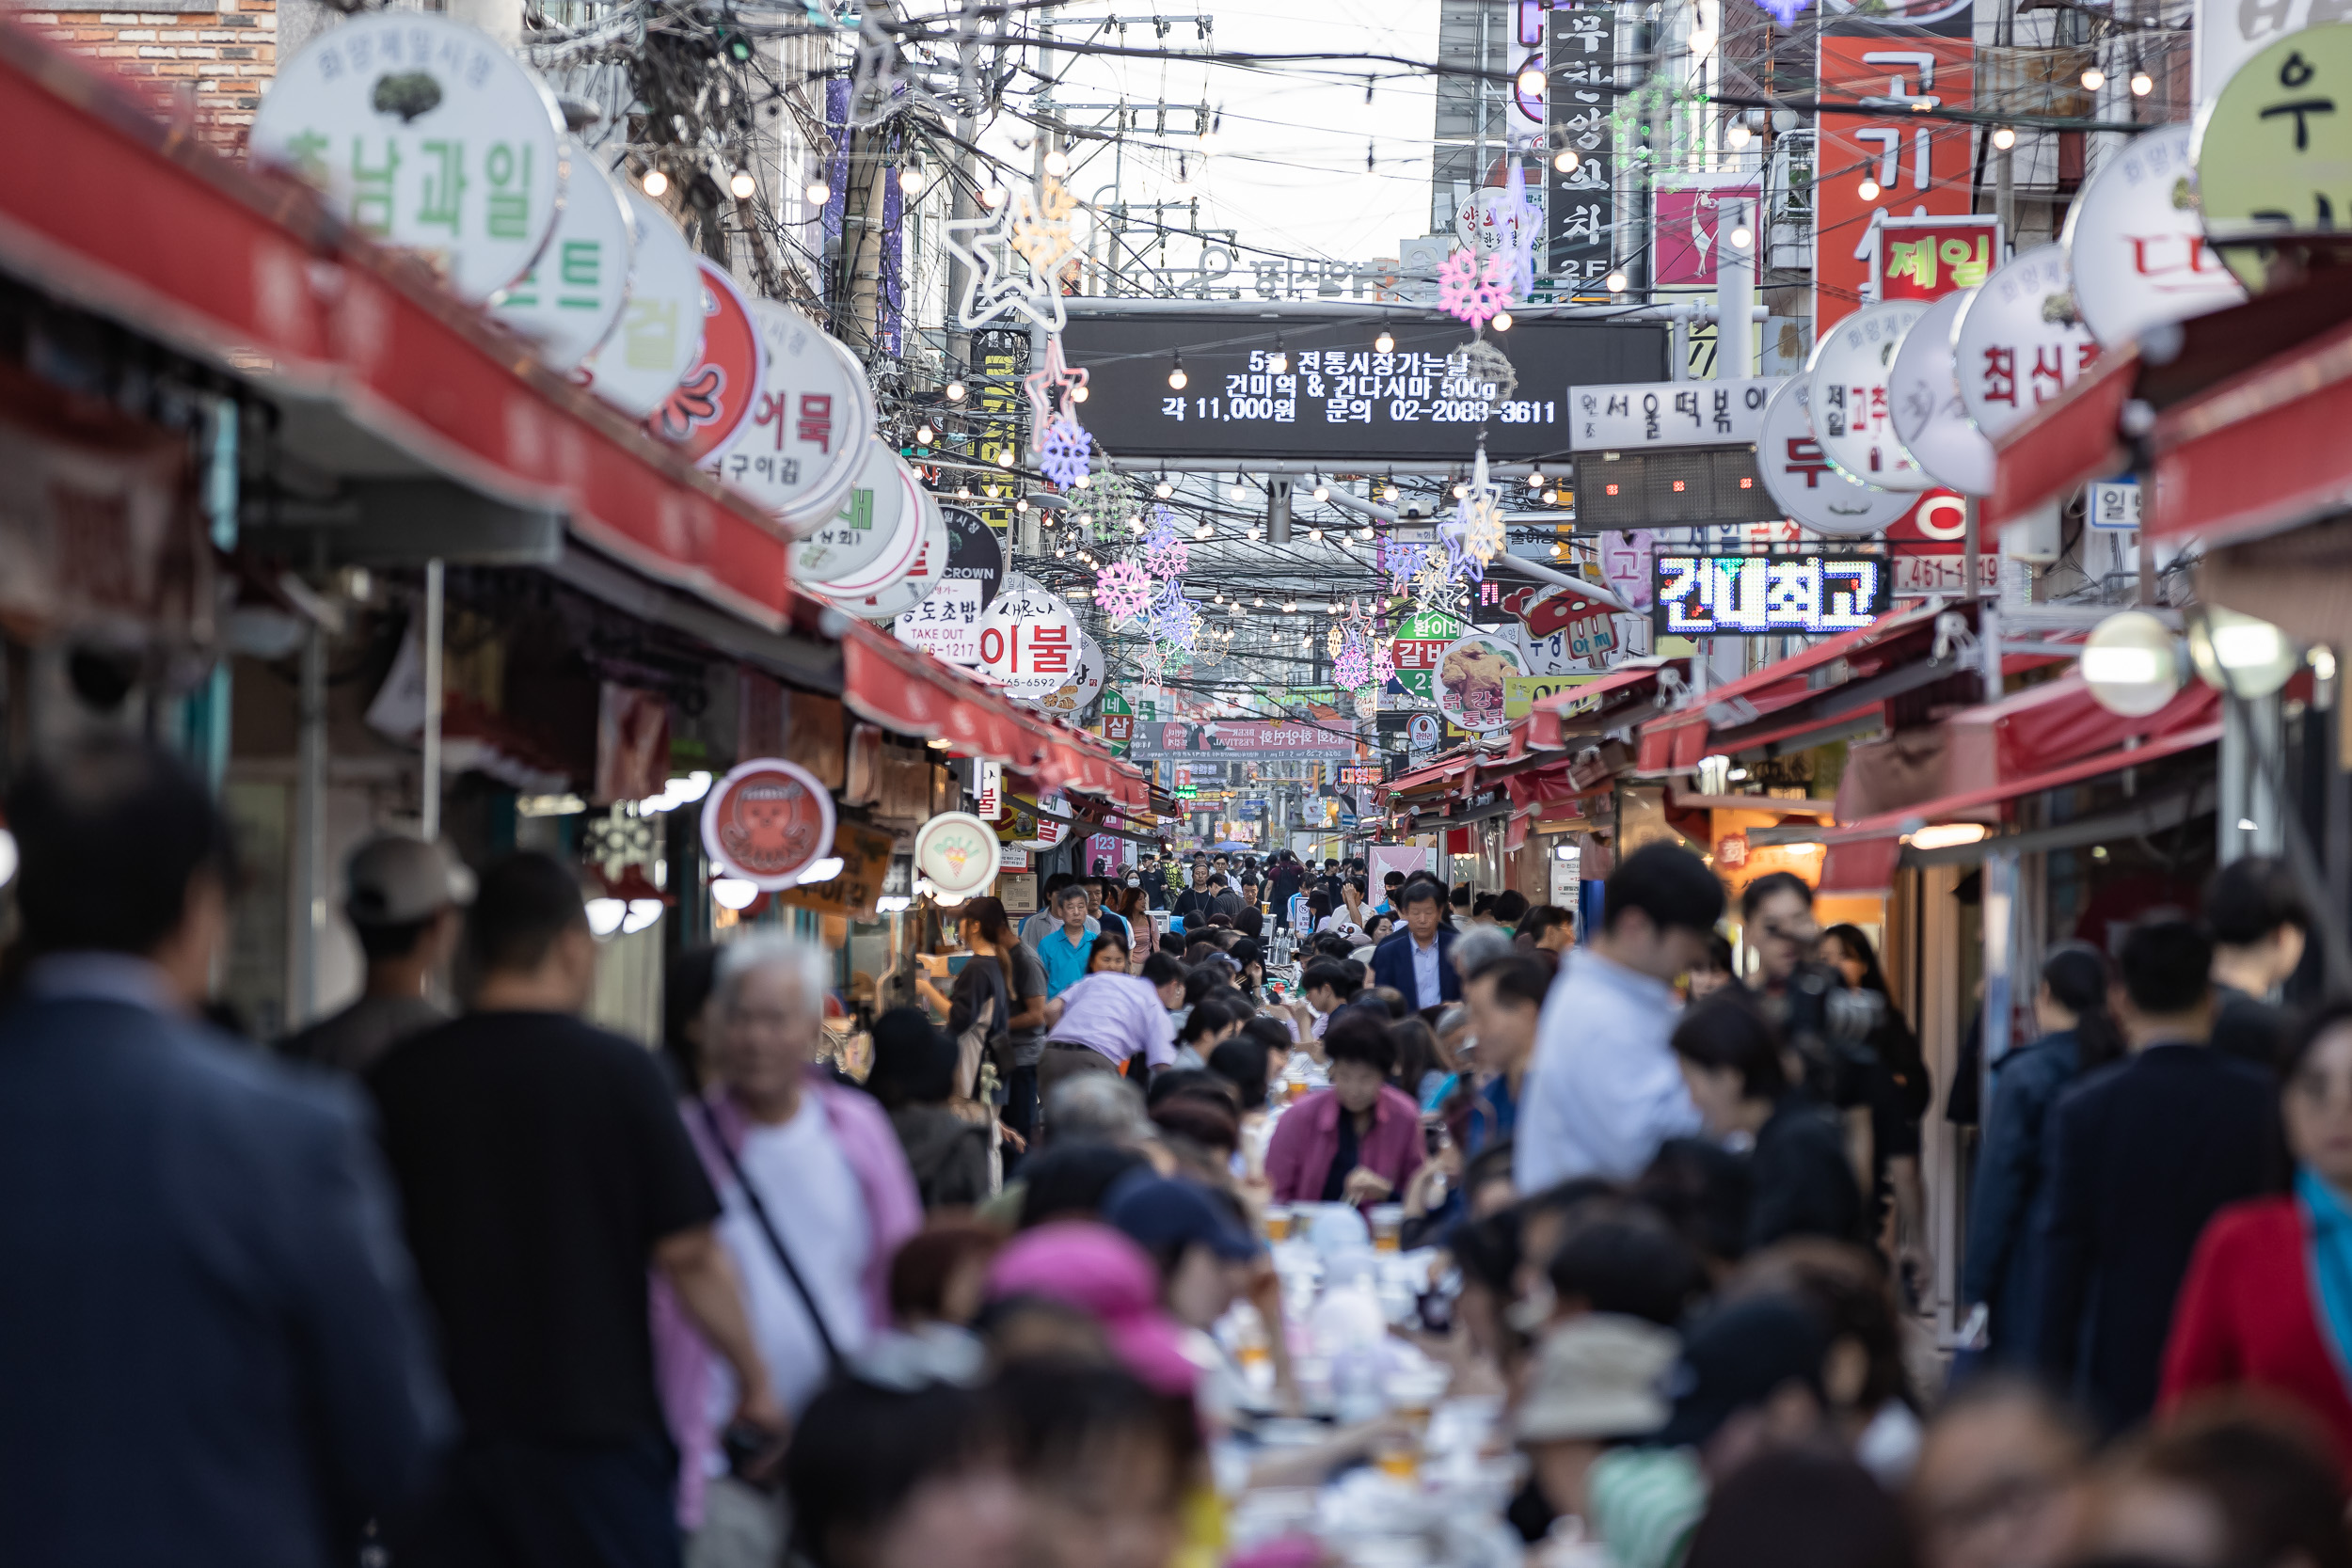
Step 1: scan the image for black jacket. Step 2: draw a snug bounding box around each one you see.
[2031,1042,2283,1431]
[1745,1091,1864,1253]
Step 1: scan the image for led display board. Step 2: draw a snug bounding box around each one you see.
[1059,310,1667,464]
[1578,448,1780,531]
[1654,553,1892,636]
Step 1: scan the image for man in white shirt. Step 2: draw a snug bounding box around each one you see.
[1516,843,1726,1193]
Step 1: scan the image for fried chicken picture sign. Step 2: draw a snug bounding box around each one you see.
[702,758,837,889]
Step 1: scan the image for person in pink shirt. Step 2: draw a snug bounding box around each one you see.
[1264,1012,1426,1210]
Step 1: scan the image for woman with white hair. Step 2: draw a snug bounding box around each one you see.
[654,935,923,1567]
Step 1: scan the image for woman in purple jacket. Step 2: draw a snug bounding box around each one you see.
[1265,1012,1426,1210]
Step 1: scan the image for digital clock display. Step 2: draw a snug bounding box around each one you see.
[1060,310,1668,463]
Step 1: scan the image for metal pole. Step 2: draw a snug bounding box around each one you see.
[946,0,981,381]
[421,559,444,841]
[1716,200,1755,378]
[1963,495,1980,605]
[293,601,326,1027]
[1268,477,1293,544]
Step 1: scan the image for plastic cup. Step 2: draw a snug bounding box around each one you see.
[1264,1205,1295,1243]
[1370,1203,1405,1253]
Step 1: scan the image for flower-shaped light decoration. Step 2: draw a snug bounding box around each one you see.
[1039,413,1092,489]
[1152,581,1201,651]
[1141,524,1190,580]
[1332,635,1372,690]
[1438,245,1513,330]
[1382,534,1431,594]
[1093,559,1154,624]
[1370,638,1397,687]
[1457,488,1506,568]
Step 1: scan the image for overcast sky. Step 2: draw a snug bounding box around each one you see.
[974,0,1442,275]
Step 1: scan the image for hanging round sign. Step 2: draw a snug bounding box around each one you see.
[1434,630,1528,736]
[1035,630,1106,718]
[709,298,875,538]
[791,438,921,587]
[578,189,707,418]
[1805,299,1933,491]
[490,141,634,371]
[699,757,837,890]
[1951,244,2098,441]
[977,582,1083,700]
[895,504,1003,665]
[251,13,566,303]
[2064,121,2246,345]
[2195,25,2352,293]
[1454,186,1538,256]
[1756,377,1915,536]
[802,461,928,599]
[648,259,762,459]
[914,811,1003,899]
[1887,290,1996,497]
[839,489,948,622]
[1018,789,1073,850]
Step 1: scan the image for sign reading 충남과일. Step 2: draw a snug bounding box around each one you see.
[1654,554,1892,636]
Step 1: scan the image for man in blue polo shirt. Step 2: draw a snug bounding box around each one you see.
[1036,882,1098,999]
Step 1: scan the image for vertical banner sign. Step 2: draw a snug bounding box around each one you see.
[1548,7,1617,290]
[974,329,1025,540]
[1815,37,1976,332]
[1100,689,1136,755]
[975,759,1004,821]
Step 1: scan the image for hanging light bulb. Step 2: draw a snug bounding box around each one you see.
[1727,121,1753,150]
[1517,64,1546,96]
[1311,482,1330,501]
[1605,270,1629,293]
[1168,356,1188,390]
[2130,68,2153,95]
[1553,144,1580,173]
[1071,384,1089,403]
[1452,483,1469,499]
[915,421,935,445]
[728,169,756,199]
[1231,476,1249,502]
[1375,324,1396,354]
[1268,338,1289,375]
[1283,599,1298,613]
[1527,468,1545,487]
[1043,146,1070,177]
[1154,478,1174,498]
[899,162,927,196]
[2081,66,2106,89]
[1729,222,1754,250]
[1992,124,2017,150]
[642,167,670,197]
[804,177,832,205]
[1359,526,1375,540]
[1857,176,1881,201]
[1308,528,1324,541]
[945,378,966,402]
[1491,309,1514,331]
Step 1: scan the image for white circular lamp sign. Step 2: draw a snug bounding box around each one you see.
[1887,290,1996,497]
[578,189,707,418]
[700,758,837,890]
[976,584,1083,701]
[1805,300,1932,492]
[252,13,567,303]
[1952,245,2100,441]
[914,812,1002,899]
[1756,377,1915,537]
[489,140,634,372]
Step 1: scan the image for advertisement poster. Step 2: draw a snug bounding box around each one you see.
[1815,37,1976,332]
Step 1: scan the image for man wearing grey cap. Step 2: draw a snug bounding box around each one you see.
[280,833,473,1074]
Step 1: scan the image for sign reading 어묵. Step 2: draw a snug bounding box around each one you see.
[1654,554,1892,636]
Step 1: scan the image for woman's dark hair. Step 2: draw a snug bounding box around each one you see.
[2121,1400,2352,1568]
[1363,912,1396,942]
[1235,908,1264,940]
[2284,999,2352,1083]
[1300,958,1356,998]
[786,1376,1001,1568]
[960,895,1018,1000]
[1492,889,1530,924]
[1211,1030,1278,1109]
[662,945,723,1091]
[1388,1016,1440,1093]
[1636,1137,1755,1268]
[2042,941,2126,1072]
[1730,1238,1916,1413]
[1179,993,1238,1048]
[1670,994,1789,1102]
[1308,890,1333,921]
[1682,1449,1915,1568]
[1548,1206,1709,1326]
[1151,1094,1240,1157]
[1140,950,1185,988]
[1018,1143,1151,1228]
[993,1357,1198,1505]
[1146,1066,1237,1109]
[1087,929,1130,970]
[867,1006,959,1109]
[1820,924,1892,998]
[1702,931,1736,975]
[1518,904,1571,945]
[888,1220,1005,1326]
[1324,1010,1398,1077]
[1182,968,1232,1009]
[1229,937,1263,974]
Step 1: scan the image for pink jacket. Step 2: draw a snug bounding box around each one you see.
[1264,1084,1426,1208]
[651,1074,923,1527]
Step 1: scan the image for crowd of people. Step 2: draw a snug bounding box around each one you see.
[7,736,2351,1568]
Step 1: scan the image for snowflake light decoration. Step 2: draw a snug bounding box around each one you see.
[1457,491,1505,566]
[1093,560,1153,624]
[1039,413,1092,489]
[1371,641,1397,687]
[1140,521,1189,580]
[1413,553,1467,617]
[1382,535,1431,594]
[1009,174,1081,278]
[1152,582,1201,651]
[1332,632,1372,689]
[1438,246,1513,330]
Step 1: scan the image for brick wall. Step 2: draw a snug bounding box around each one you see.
[12,0,277,153]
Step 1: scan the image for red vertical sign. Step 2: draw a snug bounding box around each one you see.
[1815,38,1976,332]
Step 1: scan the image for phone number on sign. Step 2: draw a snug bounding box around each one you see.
[1156,364,1557,429]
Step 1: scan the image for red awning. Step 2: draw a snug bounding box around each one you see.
[1988,350,2137,533]
[1384,751,1480,800]
[1636,605,1949,772]
[1945,673,2219,785]
[1514,657,1684,753]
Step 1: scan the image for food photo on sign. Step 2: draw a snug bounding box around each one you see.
[1436,632,1529,735]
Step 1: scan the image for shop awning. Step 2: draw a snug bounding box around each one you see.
[1514,657,1684,753]
[1384,750,1481,800]
[834,621,1146,808]
[1634,604,1968,773]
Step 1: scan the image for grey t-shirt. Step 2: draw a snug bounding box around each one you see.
[1006,942,1050,1068]
[281,994,450,1075]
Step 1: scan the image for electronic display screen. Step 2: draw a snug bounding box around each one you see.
[1576,448,1781,530]
[1653,553,1892,636]
[1059,311,1668,464]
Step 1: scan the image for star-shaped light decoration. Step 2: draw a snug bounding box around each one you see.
[846,17,940,127]
[1457,443,1506,567]
[1009,174,1082,282]
[1412,552,1467,617]
[946,189,1068,334]
[1022,333,1090,448]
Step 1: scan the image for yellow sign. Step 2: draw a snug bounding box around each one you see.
[777,821,898,922]
[2197,24,2352,291]
[1504,673,1601,720]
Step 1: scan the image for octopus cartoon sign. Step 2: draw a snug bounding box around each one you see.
[1435,632,1529,736]
[700,758,837,889]
[914,811,1002,899]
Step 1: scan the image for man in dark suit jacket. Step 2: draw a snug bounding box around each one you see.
[1370,878,1460,1009]
[2033,913,2282,1433]
[0,738,451,1567]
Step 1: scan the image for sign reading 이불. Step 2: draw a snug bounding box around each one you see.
[702,758,837,889]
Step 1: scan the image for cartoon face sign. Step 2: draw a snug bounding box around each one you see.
[702,760,836,889]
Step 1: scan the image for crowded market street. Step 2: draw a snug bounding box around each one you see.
[4,0,2352,1566]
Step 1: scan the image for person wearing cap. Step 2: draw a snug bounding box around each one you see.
[1102,1171,1259,1330]
[280,832,473,1074]
[1516,1314,1683,1562]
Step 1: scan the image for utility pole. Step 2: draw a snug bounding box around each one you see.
[945,0,982,384]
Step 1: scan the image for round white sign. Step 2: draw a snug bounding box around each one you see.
[489,140,633,371]
[1018,789,1072,850]
[577,189,707,418]
[699,757,837,891]
[1805,300,1933,492]
[1887,290,1996,498]
[1454,186,1538,257]
[2063,121,2247,349]
[1756,377,1916,536]
[914,812,1002,898]
[894,504,1001,665]
[708,299,875,538]
[1952,244,2099,441]
[789,439,921,587]
[840,489,948,622]
[977,583,1083,700]
[252,13,566,303]
[1434,631,1529,736]
[1033,630,1106,719]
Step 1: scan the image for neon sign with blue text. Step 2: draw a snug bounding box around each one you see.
[1653,554,1889,636]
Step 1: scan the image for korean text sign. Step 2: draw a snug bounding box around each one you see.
[1815,38,1977,332]
[1654,554,1892,635]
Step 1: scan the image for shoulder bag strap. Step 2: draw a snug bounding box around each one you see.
[694,1096,847,1374]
